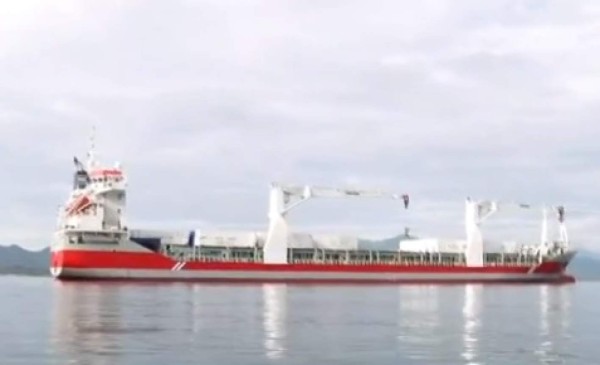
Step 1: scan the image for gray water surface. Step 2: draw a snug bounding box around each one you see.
[1,276,598,364]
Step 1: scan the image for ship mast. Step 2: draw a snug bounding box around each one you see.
[540,207,549,247]
[86,125,97,171]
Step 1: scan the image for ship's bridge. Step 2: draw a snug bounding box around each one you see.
[88,168,125,187]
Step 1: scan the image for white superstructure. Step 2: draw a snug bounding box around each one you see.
[54,133,128,248]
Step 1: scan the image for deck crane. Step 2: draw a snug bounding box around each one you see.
[263,183,410,264]
[465,198,568,267]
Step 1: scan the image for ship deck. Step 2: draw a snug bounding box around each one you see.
[160,244,556,268]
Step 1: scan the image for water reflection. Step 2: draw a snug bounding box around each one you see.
[462,285,481,365]
[190,284,202,335]
[262,284,287,360]
[396,285,441,360]
[540,285,549,335]
[537,285,553,361]
[45,280,577,365]
[559,284,571,333]
[535,284,572,363]
[51,281,125,365]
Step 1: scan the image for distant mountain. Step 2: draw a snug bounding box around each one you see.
[0,243,599,280]
[569,249,600,281]
[0,245,50,276]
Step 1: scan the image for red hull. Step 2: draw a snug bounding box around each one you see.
[50,249,576,284]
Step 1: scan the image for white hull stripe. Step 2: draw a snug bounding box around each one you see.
[171,262,186,271]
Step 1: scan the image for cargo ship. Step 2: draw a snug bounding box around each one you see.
[50,143,576,283]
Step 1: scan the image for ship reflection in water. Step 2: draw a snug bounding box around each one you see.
[535,284,572,364]
[50,281,125,365]
[394,284,483,363]
[462,285,481,365]
[50,281,290,364]
[50,281,166,365]
[396,285,441,361]
[48,280,577,365]
[262,284,287,360]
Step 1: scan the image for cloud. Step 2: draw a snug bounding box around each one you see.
[1,0,600,252]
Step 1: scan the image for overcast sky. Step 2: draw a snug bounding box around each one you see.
[2,0,600,251]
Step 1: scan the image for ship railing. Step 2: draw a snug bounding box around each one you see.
[163,250,543,268]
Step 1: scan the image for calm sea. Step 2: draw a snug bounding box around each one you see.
[1,276,598,365]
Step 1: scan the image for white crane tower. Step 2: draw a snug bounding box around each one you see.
[263,183,410,264]
[465,198,569,267]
